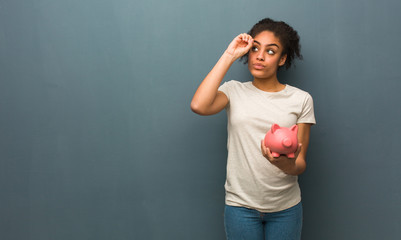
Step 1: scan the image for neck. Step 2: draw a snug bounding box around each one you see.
[252,76,285,92]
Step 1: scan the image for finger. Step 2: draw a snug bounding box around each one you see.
[261,140,274,161]
[240,33,252,43]
[245,37,254,50]
[246,34,253,42]
[261,140,272,160]
[239,34,247,43]
[260,140,267,156]
[235,34,245,43]
[244,34,250,42]
[245,34,253,42]
[239,34,253,52]
[265,147,274,160]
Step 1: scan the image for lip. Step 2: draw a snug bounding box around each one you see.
[253,63,265,70]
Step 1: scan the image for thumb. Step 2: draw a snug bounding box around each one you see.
[244,38,254,53]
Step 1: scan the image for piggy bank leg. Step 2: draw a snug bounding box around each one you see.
[271,152,281,158]
[287,153,295,158]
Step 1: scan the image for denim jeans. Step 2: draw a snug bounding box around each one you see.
[224,202,303,240]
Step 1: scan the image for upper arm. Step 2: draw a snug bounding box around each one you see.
[192,91,229,116]
[297,123,312,159]
[294,123,312,174]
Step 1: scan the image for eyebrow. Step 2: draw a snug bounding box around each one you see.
[253,40,280,48]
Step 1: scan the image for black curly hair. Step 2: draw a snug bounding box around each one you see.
[241,18,303,70]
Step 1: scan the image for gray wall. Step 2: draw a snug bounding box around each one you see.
[1,0,400,239]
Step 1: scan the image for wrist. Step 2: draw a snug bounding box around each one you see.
[223,50,239,63]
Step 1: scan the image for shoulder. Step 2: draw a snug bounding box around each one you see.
[286,85,310,95]
[220,80,247,88]
[286,85,313,99]
[284,85,315,109]
[219,80,252,93]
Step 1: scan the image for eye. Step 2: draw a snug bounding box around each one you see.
[251,46,259,52]
[267,49,275,55]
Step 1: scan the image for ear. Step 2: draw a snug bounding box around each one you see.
[271,124,280,133]
[290,124,298,132]
[278,54,287,67]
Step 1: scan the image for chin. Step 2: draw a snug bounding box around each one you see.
[249,70,271,80]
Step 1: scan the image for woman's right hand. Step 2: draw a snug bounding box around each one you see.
[225,33,254,60]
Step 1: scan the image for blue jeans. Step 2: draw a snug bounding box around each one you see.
[224,202,303,240]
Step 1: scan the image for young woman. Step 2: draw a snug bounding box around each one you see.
[191,18,316,240]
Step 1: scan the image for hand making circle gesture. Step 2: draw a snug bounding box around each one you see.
[225,33,254,60]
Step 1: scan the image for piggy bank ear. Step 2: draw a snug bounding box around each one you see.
[271,124,280,133]
[290,125,298,132]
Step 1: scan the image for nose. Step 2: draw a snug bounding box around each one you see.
[256,51,264,61]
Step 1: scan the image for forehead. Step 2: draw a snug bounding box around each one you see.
[253,31,282,47]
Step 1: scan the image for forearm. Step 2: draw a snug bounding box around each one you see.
[280,124,312,175]
[279,157,306,176]
[191,52,235,111]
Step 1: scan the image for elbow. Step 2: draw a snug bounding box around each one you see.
[293,162,307,176]
[190,101,204,115]
[294,167,306,176]
[190,101,209,115]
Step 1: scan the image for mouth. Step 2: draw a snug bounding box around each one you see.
[253,63,265,70]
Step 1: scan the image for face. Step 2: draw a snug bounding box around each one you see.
[248,31,287,80]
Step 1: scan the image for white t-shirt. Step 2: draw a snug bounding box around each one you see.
[218,80,316,212]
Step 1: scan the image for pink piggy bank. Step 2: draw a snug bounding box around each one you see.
[264,124,298,158]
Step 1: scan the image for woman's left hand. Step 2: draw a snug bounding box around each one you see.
[260,140,302,174]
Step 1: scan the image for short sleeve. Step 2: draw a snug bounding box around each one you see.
[218,80,232,101]
[297,93,316,124]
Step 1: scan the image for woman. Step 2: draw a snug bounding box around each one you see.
[191,18,316,240]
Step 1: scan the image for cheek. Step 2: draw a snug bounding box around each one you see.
[269,56,283,66]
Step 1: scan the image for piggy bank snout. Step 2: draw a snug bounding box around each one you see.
[282,137,293,148]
